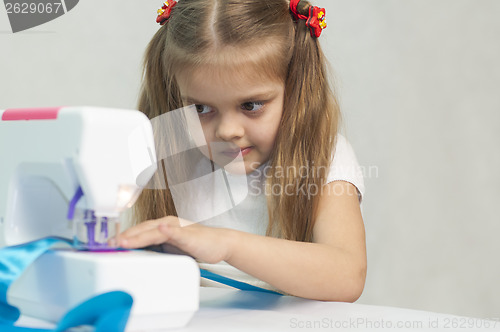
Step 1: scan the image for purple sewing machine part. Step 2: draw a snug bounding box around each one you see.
[68,188,119,251]
[85,211,97,247]
[73,210,120,251]
[101,217,109,239]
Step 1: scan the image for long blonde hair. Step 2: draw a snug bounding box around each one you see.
[134,0,340,242]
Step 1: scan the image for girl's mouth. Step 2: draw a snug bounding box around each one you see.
[221,146,253,158]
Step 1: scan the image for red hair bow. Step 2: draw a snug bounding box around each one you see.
[289,0,327,38]
[156,1,177,25]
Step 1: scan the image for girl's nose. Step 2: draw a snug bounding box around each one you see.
[214,113,244,141]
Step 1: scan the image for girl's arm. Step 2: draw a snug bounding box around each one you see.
[118,180,366,302]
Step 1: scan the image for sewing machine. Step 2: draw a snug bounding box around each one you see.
[0,106,199,330]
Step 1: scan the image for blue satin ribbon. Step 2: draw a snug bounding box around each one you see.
[200,269,282,295]
[0,237,133,332]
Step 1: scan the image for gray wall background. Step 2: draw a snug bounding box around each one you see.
[1,0,499,319]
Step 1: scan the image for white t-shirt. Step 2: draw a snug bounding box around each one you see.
[197,134,365,292]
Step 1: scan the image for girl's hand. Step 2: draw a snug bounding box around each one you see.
[116,216,234,264]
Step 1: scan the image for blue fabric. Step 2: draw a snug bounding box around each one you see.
[0,238,67,324]
[200,269,282,295]
[0,237,133,332]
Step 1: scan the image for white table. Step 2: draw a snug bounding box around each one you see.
[17,288,500,331]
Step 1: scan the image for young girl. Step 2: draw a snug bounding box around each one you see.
[119,0,366,302]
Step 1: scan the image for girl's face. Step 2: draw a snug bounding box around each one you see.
[176,65,285,174]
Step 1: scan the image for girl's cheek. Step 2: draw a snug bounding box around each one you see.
[197,145,212,161]
[200,124,214,143]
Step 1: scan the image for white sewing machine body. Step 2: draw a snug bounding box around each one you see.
[0,106,199,330]
[8,249,200,331]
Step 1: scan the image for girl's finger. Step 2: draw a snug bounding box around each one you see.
[108,220,160,246]
[119,219,160,238]
[119,227,167,248]
[120,216,178,238]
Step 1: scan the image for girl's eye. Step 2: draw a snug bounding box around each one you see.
[241,102,264,112]
[195,104,212,114]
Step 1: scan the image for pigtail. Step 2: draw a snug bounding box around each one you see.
[134,24,181,224]
[266,0,339,241]
[138,26,182,120]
